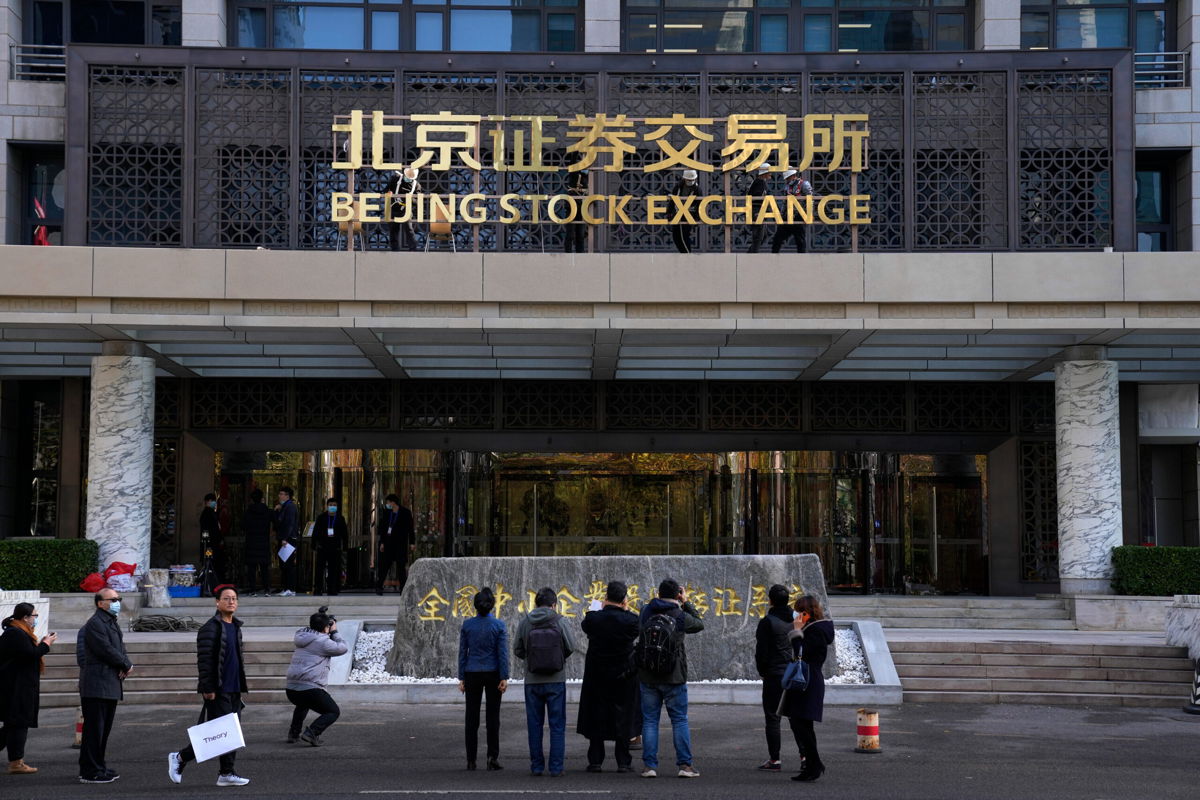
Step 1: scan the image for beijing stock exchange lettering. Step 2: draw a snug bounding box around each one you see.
[328,111,873,227]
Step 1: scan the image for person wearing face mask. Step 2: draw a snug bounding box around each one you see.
[375,493,415,596]
[753,584,794,772]
[779,595,835,783]
[200,492,225,588]
[77,588,132,784]
[274,487,300,597]
[168,585,250,787]
[670,169,702,254]
[0,603,58,775]
[314,497,349,596]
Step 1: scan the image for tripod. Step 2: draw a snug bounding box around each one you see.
[197,530,218,597]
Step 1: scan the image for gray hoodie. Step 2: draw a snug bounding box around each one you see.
[513,606,576,684]
[285,628,348,691]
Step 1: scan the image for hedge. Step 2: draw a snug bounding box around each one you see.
[1111,545,1200,596]
[0,538,101,593]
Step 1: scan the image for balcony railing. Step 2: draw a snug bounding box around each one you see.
[9,44,66,81]
[1134,51,1189,89]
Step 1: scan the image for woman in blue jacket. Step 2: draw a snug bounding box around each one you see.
[457,587,509,771]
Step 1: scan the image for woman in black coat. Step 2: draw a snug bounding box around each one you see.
[780,595,835,782]
[0,602,57,774]
[576,581,640,772]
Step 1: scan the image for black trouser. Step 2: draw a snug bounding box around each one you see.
[761,677,784,761]
[244,560,270,594]
[180,692,242,775]
[771,224,806,253]
[314,548,341,595]
[376,550,408,593]
[78,697,118,778]
[286,688,340,738]
[587,736,631,768]
[749,224,768,253]
[0,723,29,761]
[279,545,297,593]
[788,716,821,768]
[565,222,587,253]
[389,219,416,251]
[463,671,502,763]
[672,223,695,253]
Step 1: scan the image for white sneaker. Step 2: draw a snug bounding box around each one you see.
[216,774,250,787]
[167,752,183,784]
[678,765,700,778]
[279,590,295,597]
[640,768,657,778]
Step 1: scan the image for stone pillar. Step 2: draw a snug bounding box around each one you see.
[182,0,228,47]
[1055,346,1122,595]
[974,0,1021,50]
[584,0,620,52]
[85,343,156,572]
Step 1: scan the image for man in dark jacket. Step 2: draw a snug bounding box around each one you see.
[375,493,415,595]
[273,487,300,597]
[200,492,224,592]
[746,163,771,253]
[670,170,703,253]
[513,587,576,777]
[753,584,794,771]
[314,497,349,596]
[242,489,273,596]
[77,588,132,784]
[168,585,250,787]
[637,578,703,779]
[577,581,639,773]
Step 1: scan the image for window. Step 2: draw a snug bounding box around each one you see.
[1135,155,1179,252]
[24,1,181,45]
[1020,0,1170,52]
[19,147,65,246]
[624,0,969,52]
[231,1,580,51]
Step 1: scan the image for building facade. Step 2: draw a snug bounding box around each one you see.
[1,0,1199,597]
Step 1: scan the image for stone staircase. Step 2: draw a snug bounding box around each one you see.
[891,640,1195,707]
[41,638,294,709]
[155,594,405,629]
[828,596,1074,629]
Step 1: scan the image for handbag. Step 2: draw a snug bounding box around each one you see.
[780,646,810,692]
[187,711,245,763]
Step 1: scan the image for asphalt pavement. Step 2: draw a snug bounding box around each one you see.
[6,699,1198,800]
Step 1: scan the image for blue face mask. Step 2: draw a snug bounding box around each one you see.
[208,501,217,509]
[108,600,122,617]
[328,506,338,514]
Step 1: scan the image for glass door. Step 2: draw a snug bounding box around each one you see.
[906,475,987,594]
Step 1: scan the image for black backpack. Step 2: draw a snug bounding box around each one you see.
[525,616,566,675]
[635,612,679,677]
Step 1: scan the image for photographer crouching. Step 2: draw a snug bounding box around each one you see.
[285,607,348,746]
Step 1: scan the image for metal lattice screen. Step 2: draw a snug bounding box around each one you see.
[74,50,1129,251]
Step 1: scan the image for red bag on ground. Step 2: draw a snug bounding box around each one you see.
[80,573,106,592]
[102,562,138,580]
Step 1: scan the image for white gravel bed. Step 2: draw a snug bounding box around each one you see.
[826,627,870,685]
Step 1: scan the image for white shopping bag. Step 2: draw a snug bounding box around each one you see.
[187,712,245,762]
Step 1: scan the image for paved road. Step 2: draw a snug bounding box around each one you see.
[8,700,1198,800]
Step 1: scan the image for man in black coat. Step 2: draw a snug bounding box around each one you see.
[753,584,794,771]
[375,493,415,595]
[77,588,132,784]
[670,170,703,253]
[242,489,274,596]
[200,492,224,592]
[273,487,300,596]
[314,497,349,596]
[168,585,250,787]
[576,581,640,773]
[746,163,771,253]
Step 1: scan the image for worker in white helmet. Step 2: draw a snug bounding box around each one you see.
[671,169,702,254]
[771,169,814,254]
[746,163,773,254]
[385,166,421,252]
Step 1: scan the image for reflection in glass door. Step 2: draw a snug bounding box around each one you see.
[906,475,986,594]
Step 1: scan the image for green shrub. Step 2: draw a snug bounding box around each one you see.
[0,538,101,593]
[1111,545,1200,595]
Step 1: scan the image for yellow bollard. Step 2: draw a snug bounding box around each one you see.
[72,708,84,749]
[855,708,881,754]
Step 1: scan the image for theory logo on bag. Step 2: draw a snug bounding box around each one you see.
[202,732,228,744]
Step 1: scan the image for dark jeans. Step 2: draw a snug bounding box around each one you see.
[672,224,696,253]
[748,224,768,253]
[389,220,416,251]
[565,222,587,253]
[180,692,242,775]
[279,545,297,592]
[314,548,341,595]
[244,560,270,594]
[286,688,340,738]
[762,677,784,761]
[0,723,29,761]
[587,736,631,768]
[524,682,566,775]
[78,697,118,779]
[376,550,408,593]
[463,670,502,763]
[771,224,806,253]
[789,716,821,768]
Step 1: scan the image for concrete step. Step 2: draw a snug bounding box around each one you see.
[902,691,1186,708]
[868,617,1078,630]
[895,664,1195,683]
[45,651,291,668]
[886,641,1189,658]
[834,606,1070,619]
[44,662,289,679]
[41,676,288,693]
[41,689,289,708]
[830,597,1066,608]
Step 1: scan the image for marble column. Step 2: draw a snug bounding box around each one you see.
[85,343,156,573]
[1055,347,1122,595]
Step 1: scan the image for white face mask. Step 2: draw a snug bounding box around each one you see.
[108,600,122,617]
